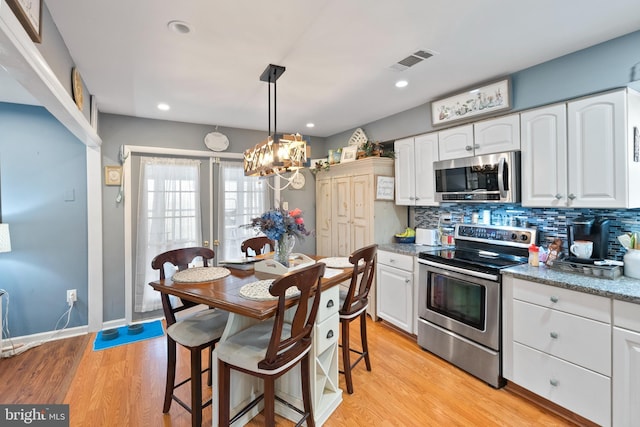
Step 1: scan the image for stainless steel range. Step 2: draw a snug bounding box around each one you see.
[417,223,537,388]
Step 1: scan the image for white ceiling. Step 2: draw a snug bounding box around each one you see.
[36,0,640,137]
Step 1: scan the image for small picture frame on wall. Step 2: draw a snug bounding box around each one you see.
[375,176,395,200]
[340,145,357,163]
[90,95,98,131]
[104,166,122,186]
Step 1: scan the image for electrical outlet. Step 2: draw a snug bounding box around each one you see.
[66,289,77,306]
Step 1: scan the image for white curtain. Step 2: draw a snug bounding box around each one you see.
[217,161,270,261]
[134,157,202,313]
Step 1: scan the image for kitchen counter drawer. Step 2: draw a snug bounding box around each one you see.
[318,286,339,323]
[315,312,339,355]
[513,299,611,375]
[378,250,413,271]
[513,278,611,322]
[513,342,611,427]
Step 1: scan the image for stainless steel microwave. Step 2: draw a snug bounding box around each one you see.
[434,151,520,203]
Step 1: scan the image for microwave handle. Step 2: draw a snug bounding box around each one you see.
[497,157,507,198]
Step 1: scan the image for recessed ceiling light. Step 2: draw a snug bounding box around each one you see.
[306,123,315,128]
[167,20,192,34]
[395,80,408,88]
[157,103,170,111]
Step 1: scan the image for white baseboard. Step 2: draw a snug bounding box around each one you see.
[0,324,88,353]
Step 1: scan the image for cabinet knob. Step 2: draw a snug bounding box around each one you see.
[390,259,396,263]
[415,197,420,200]
[326,330,334,339]
[549,379,559,387]
[465,145,473,151]
[549,331,559,339]
[568,193,577,200]
[405,279,411,283]
[554,193,563,200]
[326,299,334,308]
[474,144,480,149]
[550,296,559,303]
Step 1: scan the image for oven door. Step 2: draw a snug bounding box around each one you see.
[418,260,500,351]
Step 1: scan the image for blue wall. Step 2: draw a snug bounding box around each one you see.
[0,103,88,338]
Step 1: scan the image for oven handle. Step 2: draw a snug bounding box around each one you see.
[497,157,507,198]
[418,258,499,281]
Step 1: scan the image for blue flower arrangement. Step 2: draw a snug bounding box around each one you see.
[247,208,311,241]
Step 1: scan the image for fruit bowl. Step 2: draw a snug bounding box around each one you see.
[394,235,416,244]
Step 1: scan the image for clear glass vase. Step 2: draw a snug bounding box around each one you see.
[274,234,295,267]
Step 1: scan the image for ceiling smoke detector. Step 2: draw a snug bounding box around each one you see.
[390,49,437,71]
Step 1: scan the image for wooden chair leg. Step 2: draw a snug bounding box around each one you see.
[301,354,315,427]
[164,337,177,413]
[207,345,213,387]
[360,312,371,371]
[341,318,354,394]
[263,377,276,427]
[191,348,202,427]
[218,359,230,426]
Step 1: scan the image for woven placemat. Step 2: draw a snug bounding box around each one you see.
[239,279,301,301]
[172,267,231,283]
[321,257,354,269]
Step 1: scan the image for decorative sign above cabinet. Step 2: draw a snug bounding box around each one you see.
[431,78,511,126]
[6,0,42,43]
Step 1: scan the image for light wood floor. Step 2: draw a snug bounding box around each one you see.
[61,318,579,426]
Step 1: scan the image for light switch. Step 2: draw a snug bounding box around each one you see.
[282,201,289,210]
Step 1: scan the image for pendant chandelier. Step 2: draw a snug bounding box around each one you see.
[244,64,310,177]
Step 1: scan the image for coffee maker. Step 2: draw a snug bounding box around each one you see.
[567,216,610,260]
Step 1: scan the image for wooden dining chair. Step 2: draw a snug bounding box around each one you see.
[241,236,274,256]
[339,244,378,394]
[217,262,326,427]
[151,247,229,427]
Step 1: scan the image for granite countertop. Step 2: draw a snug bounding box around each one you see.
[378,243,450,256]
[379,243,640,304]
[502,264,640,304]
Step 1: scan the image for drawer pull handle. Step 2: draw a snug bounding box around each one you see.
[405,279,410,283]
[326,299,334,308]
[550,296,559,303]
[326,330,334,339]
[549,379,559,387]
[549,332,558,339]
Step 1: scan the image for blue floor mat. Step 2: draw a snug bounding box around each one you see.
[93,320,164,351]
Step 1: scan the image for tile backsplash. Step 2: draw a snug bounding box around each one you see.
[413,204,640,260]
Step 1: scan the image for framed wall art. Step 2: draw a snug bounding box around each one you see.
[340,145,358,163]
[6,0,42,43]
[104,166,123,186]
[431,78,511,126]
[375,176,395,200]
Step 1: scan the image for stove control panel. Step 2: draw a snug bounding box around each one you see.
[456,224,536,248]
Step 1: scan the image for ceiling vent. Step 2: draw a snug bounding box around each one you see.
[390,49,437,71]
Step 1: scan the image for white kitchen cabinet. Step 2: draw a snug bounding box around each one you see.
[520,103,568,207]
[502,276,612,426]
[376,250,414,333]
[315,157,406,319]
[613,300,640,427]
[437,114,520,161]
[437,124,474,160]
[394,133,439,206]
[473,113,520,155]
[522,89,640,208]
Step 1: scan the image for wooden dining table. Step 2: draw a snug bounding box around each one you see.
[148,255,353,426]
